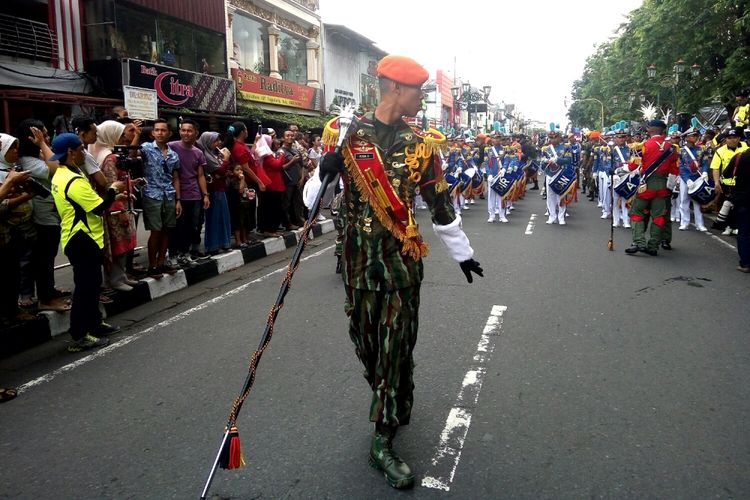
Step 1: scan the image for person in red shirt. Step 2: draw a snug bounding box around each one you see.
[258,135,286,237]
[617,119,679,255]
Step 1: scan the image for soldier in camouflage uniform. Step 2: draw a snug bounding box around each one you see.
[318,54,483,489]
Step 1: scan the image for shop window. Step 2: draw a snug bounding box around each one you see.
[360,73,379,112]
[277,31,307,85]
[84,0,226,75]
[232,14,268,74]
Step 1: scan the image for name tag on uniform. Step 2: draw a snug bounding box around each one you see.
[355,153,374,160]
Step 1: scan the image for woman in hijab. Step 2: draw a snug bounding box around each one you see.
[0,134,44,318]
[196,131,231,254]
[90,120,139,292]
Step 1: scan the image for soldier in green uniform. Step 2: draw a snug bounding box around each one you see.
[318,54,483,489]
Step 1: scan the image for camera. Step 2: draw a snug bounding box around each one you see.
[113,145,144,178]
[4,166,52,198]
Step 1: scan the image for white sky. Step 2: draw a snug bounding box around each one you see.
[319,0,643,126]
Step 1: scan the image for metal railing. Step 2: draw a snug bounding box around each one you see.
[0,13,58,65]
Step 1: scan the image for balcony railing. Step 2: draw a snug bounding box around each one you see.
[0,13,58,65]
[288,0,319,11]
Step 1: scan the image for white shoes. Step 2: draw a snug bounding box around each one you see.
[546,217,555,224]
[612,223,621,228]
[487,217,494,223]
[558,218,566,225]
[469,199,475,205]
[696,225,707,232]
[499,217,509,223]
[679,225,688,231]
[722,227,733,235]
[624,223,631,228]
[316,214,327,221]
[732,229,739,235]
[600,213,610,219]
[112,283,133,292]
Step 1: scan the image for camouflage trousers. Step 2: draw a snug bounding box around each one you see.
[344,285,420,427]
[629,195,669,251]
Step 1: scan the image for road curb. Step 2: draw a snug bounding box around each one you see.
[1,220,334,357]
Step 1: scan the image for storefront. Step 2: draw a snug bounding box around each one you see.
[228,0,323,122]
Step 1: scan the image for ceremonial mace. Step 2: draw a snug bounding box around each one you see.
[199,105,358,500]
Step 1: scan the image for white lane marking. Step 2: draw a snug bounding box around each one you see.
[706,231,737,251]
[17,244,336,394]
[422,305,507,491]
[525,214,537,235]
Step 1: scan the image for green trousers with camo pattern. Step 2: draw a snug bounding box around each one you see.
[344,285,420,427]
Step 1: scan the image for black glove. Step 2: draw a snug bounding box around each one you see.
[608,168,615,176]
[319,151,345,181]
[459,259,484,284]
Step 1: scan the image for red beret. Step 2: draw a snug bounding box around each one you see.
[376,55,429,87]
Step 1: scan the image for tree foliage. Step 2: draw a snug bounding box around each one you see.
[568,0,749,129]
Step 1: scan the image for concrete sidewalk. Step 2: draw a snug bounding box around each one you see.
[1,219,335,357]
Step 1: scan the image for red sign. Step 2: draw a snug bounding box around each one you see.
[232,69,323,111]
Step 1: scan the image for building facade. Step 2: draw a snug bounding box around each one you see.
[228,0,324,118]
[321,24,385,114]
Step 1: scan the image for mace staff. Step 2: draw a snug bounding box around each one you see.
[199,105,358,500]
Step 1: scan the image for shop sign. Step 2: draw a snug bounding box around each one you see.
[123,86,158,120]
[123,59,236,114]
[232,69,323,111]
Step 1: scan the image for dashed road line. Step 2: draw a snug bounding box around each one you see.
[422,305,507,491]
[525,214,537,235]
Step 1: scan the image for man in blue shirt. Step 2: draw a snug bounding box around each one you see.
[140,118,181,278]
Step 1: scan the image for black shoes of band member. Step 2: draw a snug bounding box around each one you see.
[93,322,121,336]
[68,334,109,353]
[625,245,641,254]
[643,248,658,256]
[660,241,672,250]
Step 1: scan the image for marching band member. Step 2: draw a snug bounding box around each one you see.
[611,129,633,228]
[541,129,572,224]
[317,54,482,489]
[597,131,614,218]
[486,133,504,222]
[678,127,708,231]
[618,119,679,256]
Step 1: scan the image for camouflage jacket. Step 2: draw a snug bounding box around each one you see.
[326,112,456,291]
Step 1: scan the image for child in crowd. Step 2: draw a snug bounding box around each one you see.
[227,163,255,247]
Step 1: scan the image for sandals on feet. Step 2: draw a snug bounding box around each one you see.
[18,297,36,308]
[0,387,18,403]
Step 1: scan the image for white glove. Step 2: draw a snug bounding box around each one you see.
[686,179,695,190]
[487,175,493,183]
[666,173,679,191]
[700,171,709,181]
[613,175,621,184]
[433,215,474,263]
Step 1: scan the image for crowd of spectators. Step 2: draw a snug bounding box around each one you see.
[0,108,325,353]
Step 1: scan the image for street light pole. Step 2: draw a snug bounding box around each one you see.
[577,97,605,130]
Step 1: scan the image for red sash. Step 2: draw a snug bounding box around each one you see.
[343,135,428,260]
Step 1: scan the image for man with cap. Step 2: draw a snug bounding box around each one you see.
[540,129,573,224]
[677,127,709,231]
[711,126,749,234]
[317,54,483,489]
[49,134,125,352]
[617,120,679,255]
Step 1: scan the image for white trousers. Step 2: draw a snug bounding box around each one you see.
[612,193,630,226]
[545,175,566,221]
[678,178,704,227]
[487,177,501,216]
[598,171,611,215]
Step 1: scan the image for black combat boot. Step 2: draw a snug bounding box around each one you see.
[369,424,414,489]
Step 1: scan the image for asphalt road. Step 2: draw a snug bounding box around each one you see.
[1,187,748,499]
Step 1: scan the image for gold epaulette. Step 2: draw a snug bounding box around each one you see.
[410,126,447,156]
[322,117,339,147]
